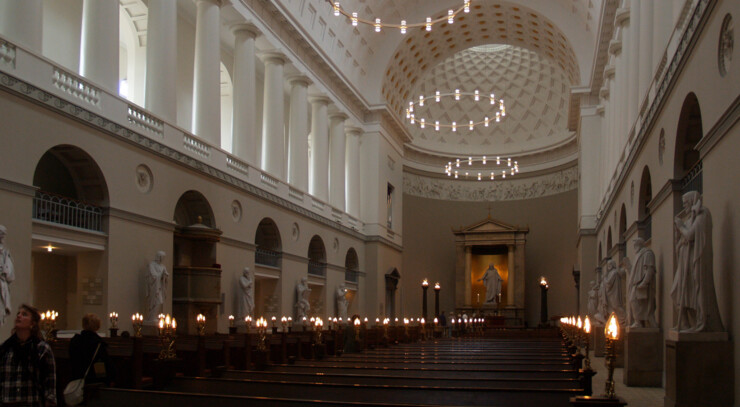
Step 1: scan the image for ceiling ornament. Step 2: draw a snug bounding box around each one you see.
[444,156,518,181]
[328,0,471,34]
[406,90,506,131]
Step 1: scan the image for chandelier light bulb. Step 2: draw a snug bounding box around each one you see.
[474,90,479,101]
[465,172,469,177]
[406,109,410,119]
[490,94,495,104]
[351,12,358,26]
[482,156,486,164]
[464,0,470,13]
[502,170,506,178]
[375,18,381,32]
[468,157,472,165]
[409,101,413,112]
[448,9,454,24]
[420,118,425,128]
[469,120,474,130]
[455,159,460,167]
[419,95,424,106]
[400,20,407,34]
[452,121,456,132]
[454,171,458,179]
[477,173,481,181]
[426,17,432,31]
[455,89,460,100]
[435,121,440,131]
[496,112,501,122]
[484,116,489,127]
[508,157,512,167]
[333,2,340,16]
[496,156,500,165]
[490,172,494,180]
[511,167,515,176]
[409,114,414,124]
[435,90,441,102]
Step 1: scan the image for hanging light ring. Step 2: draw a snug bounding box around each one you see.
[406,91,506,130]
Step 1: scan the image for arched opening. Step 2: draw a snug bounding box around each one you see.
[255,218,282,268]
[344,248,359,283]
[33,145,108,231]
[598,242,603,264]
[638,166,653,240]
[674,92,703,194]
[307,235,327,277]
[385,268,401,320]
[31,145,109,331]
[607,227,613,255]
[172,191,221,334]
[619,204,627,243]
[119,6,146,104]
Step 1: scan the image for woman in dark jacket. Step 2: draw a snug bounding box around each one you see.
[68,314,112,385]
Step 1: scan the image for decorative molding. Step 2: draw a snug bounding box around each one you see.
[0,39,15,69]
[404,166,578,202]
[0,71,371,243]
[219,236,255,251]
[0,178,38,197]
[108,207,176,232]
[696,92,740,157]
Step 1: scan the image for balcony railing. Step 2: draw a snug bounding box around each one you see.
[345,269,359,283]
[308,261,326,277]
[681,161,703,195]
[33,191,103,232]
[255,247,282,268]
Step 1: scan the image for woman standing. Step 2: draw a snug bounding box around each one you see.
[0,304,57,406]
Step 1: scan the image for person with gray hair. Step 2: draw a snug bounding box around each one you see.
[0,226,14,327]
[628,238,657,328]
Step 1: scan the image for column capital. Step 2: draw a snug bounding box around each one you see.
[345,126,363,136]
[608,39,622,56]
[259,50,288,65]
[329,111,349,122]
[287,74,311,87]
[604,65,616,80]
[308,95,331,105]
[231,22,260,39]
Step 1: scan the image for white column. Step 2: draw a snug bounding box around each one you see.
[80,0,119,93]
[638,0,653,99]
[191,0,221,145]
[345,127,362,218]
[0,0,42,52]
[231,24,260,163]
[287,75,311,190]
[145,0,177,122]
[309,95,330,201]
[652,1,673,74]
[627,0,639,130]
[260,52,287,179]
[329,112,348,211]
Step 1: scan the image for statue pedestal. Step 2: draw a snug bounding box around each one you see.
[665,330,733,407]
[593,326,605,357]
[623,327,662,387]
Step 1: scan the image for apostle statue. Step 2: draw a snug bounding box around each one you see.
[594,267,608,325]
[671,191,724,332]
[146,251,169,321]
[336,284,349,320]
[587,279,599,322]
[237,267,254,318]
[0,226,15,326]
[603,259,626,325]
[627,238,658,328]
[295,277,311,321]
[478,264,503,305]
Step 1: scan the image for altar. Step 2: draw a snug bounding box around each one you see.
[453,216,528,315]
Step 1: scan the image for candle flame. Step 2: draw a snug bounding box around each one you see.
[605,313,619,340]
[577,316,582,329]
[584,316,591,333]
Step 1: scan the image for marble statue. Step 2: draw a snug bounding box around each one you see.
[146,251,169,321]
[594,267,608,325]
[478,264,503,304]
[587,279,599,322]
[671,191,724,332]
[627,238,658,328]
[336,284,349,320]
[295,277,311,320]
[0,226,14,326]
[237,267,254,318]
[603,259,626,325]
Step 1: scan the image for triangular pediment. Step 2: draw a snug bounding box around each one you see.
[453,216,527,235]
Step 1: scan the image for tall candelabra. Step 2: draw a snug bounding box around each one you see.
[256,317,268,351]
[583,316,592,370]
[604,313,620,398]
[196,314,206,336]
[421,279,429,321]
[40,310,58,342]
[314,317,323,343]
[157,314,177,360]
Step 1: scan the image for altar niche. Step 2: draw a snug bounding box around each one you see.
[454,217,528,312]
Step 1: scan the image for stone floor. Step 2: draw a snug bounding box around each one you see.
[588,351,665,407]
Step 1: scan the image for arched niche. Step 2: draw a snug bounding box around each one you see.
[638,166,653,240]
[172,190,222,335]
[674,92,704,193]
[385,268,401,320]
[345,248,359,284]
[619,204,627,242]
[307,235,327,277]
[255,218,282,268]
[453,216,528,321]
[607,227,613,255]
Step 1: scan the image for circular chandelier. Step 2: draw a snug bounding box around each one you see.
[328,0,471,34]
[406,89,506,131]
[444,156,519,181]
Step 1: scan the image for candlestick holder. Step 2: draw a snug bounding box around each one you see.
[281,316,288,333]
[132,313,144,337]
[157,314,177,360]
[314,318,323,344]
[256,317,268,352]
[244,315,252,333]
[109,312,119,337]
[583,316,592,371]
[603,313,620,399]
[196,314,206,336]
[354,318,361,342]
[40,310,58,342]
